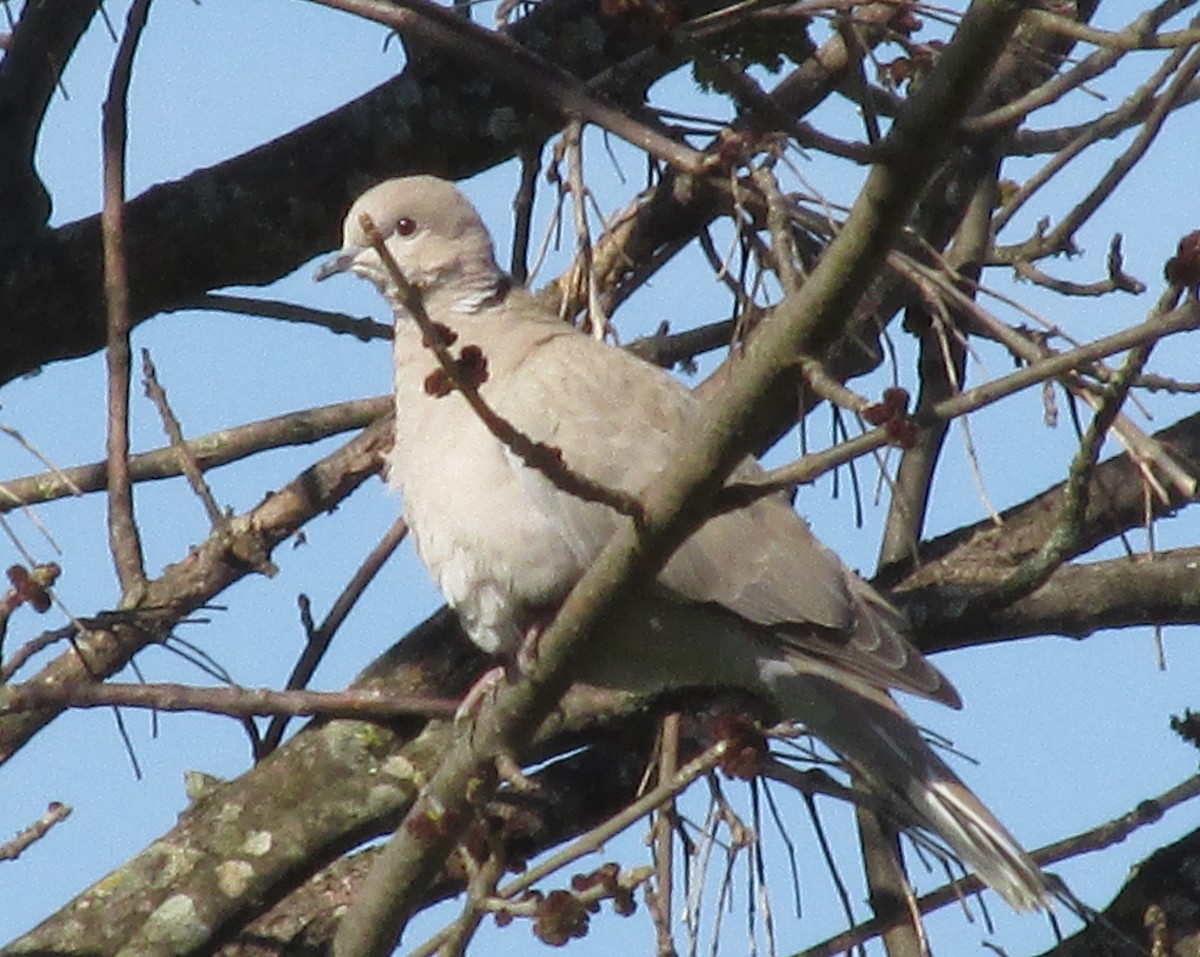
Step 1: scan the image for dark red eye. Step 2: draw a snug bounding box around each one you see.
[395,217,417,237]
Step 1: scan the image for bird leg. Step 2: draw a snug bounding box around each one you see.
[514,605,557,676]
[455,608,555,720]
[454,664,510,722]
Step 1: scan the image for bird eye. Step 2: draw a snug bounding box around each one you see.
[395,217,417,237]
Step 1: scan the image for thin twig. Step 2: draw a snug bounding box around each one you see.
[0,680,456,721]
[625,317,738,371]
[1025,7,1200,52]
[755,168,803,297]
[724,301,1200,505]
[262,515,410,754]
[100,0,154,596]
[0,397,390,513]
[404,740,730,957]
[141,349,225,527]
[185,294,392,341]
[895,251,1198,501]
[965,340,1156,611]
[997,29,1200,248]
[799,772,1200,957]
[563,119,609,339]
[966,2,1187,134]
[510,146,542,284]
[651,713,681,957]
[0,417,392,764]
[1009,234,1146,297]
[0,801,72,862]
[436,841,506,957]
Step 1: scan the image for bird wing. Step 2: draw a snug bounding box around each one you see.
[481,312,958,707]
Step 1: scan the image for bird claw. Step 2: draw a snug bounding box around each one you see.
[455,618,546,723]
[454,664,510,722]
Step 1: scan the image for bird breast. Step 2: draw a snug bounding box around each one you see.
[387,320,615,654]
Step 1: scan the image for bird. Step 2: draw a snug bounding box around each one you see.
[316,175,1053,911]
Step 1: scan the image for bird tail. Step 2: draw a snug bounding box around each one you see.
[774,672,1052,911]
[898,760,1051,910]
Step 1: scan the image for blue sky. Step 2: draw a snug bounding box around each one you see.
[3,2,1199,955]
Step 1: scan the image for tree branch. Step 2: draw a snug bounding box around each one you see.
[0,397,389,512]
[0,417,390,763]
[0,0,725,387]
[0,0,99,240]
[331,7,1036,956]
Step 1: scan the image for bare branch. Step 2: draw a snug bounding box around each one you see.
[997,37,1200,252]
[0,680,455,722]
[262,515,410,754]
[801,773,1200,957]
[958,337,1154,613]
[0,397,389,512]
[184,294,392,341]
[305,0,711,174]
[100,0,153,595]
[0,801,72,862]
[0,0,96,237]
[965,1,1192,134]
[725,301,1200,506]
[141,349,226,528]
[0,417,390,763]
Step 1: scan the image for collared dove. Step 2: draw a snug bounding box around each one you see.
[316,175,1052,911]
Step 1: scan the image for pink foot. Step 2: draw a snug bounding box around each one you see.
[455,664,509,721]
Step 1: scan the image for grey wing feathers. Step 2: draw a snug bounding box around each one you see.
[501,326,958,707]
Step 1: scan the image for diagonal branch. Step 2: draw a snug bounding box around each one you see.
[307,0,710,174]
[330,8,1036,957]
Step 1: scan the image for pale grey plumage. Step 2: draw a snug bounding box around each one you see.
[317,175,1052,911]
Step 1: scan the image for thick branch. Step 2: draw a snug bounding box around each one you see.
[892,410,1200,596]
[0,0,99,239]
[331,7,1035,957]
[0,0,723,387]
[917,548,1200,650]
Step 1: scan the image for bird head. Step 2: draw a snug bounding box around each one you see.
[315,176,505,315]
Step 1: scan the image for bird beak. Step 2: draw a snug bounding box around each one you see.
[313,247,360,282]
